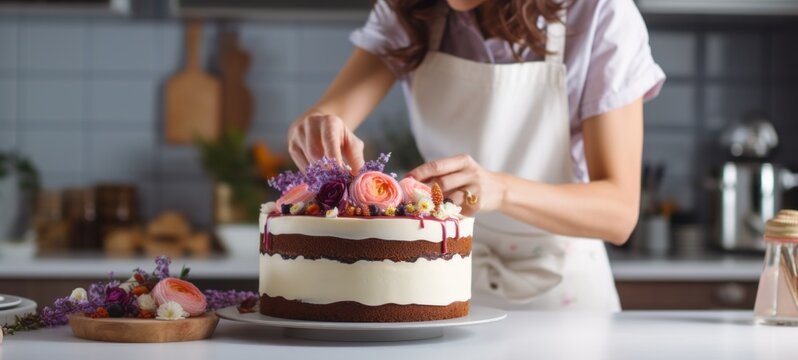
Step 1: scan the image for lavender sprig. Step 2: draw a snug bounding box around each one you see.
[360,152,391,174]
[267,169,306,194]
[204,289,258,311]
[154,255,171,279]
[303,157,352,192]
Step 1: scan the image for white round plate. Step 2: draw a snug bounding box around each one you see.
[217,305,507,342]
[0,294,21,310]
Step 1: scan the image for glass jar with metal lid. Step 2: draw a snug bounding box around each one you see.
[754,209,798,325]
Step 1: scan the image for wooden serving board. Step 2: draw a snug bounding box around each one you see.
[163,20,221,145]
[68,312,219,343]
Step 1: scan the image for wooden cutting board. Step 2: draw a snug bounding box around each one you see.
[69,312,219,343]
[219,28,253,132]
[164,20,221,145]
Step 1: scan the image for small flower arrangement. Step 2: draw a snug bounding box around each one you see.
[1,257,258,337]
[265,153,463,220]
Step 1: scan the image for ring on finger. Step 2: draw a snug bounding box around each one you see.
[465,190,479,205]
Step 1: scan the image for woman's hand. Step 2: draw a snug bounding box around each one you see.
[288,113,365,173]
[406,154,508,215]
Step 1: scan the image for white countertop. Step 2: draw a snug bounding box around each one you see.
[1,311,794,359]
[0,240,766,282]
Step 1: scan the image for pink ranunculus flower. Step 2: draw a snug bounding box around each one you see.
[399,177,432,204]
[350,171,402,210]
[151,278,207,317]
[275,183,316,207]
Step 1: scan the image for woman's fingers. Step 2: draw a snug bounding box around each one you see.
[343,130,365,174]
[287,113,364,173]
[432,171,473,195]
[408,154,475,182]
[320,117,344,165]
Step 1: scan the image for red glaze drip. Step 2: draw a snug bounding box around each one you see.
[453,218,460,239]
[440,221,448,254]
[418,216,425,229]
[262,214,271,252]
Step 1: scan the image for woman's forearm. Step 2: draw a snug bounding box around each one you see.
[497,174,639,245]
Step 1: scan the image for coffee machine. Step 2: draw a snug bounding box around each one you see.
[712,117,797,251]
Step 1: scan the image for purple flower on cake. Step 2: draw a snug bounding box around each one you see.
[359,152,391,174]
[316,180,347,209]
[204,289,258,311]
[105,287,129,304]
[304,156,353,192]
[154,255,171,279]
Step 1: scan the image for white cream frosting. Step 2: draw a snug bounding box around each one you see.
[259,253,471,306]
[259,214,474,243]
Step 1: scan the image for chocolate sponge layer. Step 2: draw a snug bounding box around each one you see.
[261,234,472,263]
[260,294,469,322]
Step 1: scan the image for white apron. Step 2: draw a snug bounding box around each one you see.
[407,8,621,311]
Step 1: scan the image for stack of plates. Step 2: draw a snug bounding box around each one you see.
[0,294,37,326]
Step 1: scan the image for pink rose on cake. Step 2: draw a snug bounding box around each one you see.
[399,177,432,203]
[151,278,207,316]
[275,183,316,207]
[350,171,402,210]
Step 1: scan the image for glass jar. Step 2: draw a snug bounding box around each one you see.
[754,209,798,325]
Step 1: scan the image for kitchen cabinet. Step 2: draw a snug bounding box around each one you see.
[616,281,757,309]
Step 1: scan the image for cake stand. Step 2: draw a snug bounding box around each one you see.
[217,305,507,342]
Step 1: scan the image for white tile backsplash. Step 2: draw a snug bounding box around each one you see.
[87,130,155,180]
[644,82,696,127]
[772,31,798,81]
[22,78,84,122]
[0,20,18,70]
[706,32,763,79]
[704,83,765,131]
[0,129,16,152]
[241,23,299,77]
[22,130,84,174]
[297,23,356,75]
[20,21,86,72]
[89,21,159,72]
[89,78,157,125]
[649,31,696,77]
[0,77,17,124]
[159,178,213,228]
[157,146,203,178]
[643,133,695,176]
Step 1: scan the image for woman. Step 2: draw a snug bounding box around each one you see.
[287,0,665,310]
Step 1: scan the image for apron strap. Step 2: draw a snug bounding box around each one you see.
[544,9,567,64]
[427,5,448,51]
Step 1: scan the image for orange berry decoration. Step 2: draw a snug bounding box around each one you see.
[431,183,444,209]
[361,205,371,217]
[131,286,149,296]
[346,206,356,216]
[305,203,321,216]
[138,310,155,319]
[91,307,109,318]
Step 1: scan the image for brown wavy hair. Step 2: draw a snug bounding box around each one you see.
[386,0,567,73]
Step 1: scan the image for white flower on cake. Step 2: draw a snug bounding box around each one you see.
[69,288,87,302]
[289,202,305,215]
[118,276,139,293]
[325,207,339,218]
[261,201,277,215]
[156,301,189,320]
[137,293,157,311]
[434,202,463,220]
[417,197,433,216]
